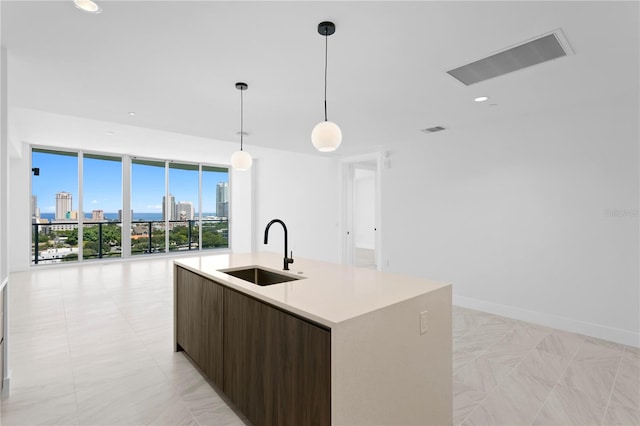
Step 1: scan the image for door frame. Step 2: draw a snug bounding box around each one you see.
[341,152,383,270]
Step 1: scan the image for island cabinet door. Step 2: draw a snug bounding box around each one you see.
[223,288,331,426]
[175,267,224,388]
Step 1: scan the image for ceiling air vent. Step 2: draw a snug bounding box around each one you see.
[447,30,573,86]
[421,126,446,133]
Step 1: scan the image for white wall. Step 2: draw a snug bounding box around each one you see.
[8,108,340,270]
[253,150,342,264]
[1,47,8,283]
[382,93,639,346]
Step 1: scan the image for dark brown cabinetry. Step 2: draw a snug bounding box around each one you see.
[224,288,331,426]
[175,267,223,388]
[175,266,331,426]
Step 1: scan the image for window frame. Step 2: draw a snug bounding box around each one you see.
[30,145,231,266]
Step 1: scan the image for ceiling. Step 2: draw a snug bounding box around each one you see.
[2,1,638,157]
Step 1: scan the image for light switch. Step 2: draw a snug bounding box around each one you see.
[420,310,428,335]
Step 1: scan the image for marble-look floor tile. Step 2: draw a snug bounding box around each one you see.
[515,348,570,383]
[163,363,213,399]
[193,405,250,426]
[454,330,505,356]
[452,380,486,425]
[620,350,640,376]
[453,355,513,393]
[536,331,584,358]
[609,360,640,411]
[153,350,198,375]
[180,381,232,421]
[462,369,553,426]
[577,336,624,357]
[8,352,75,392]
[602,402,640,426]
[560,358,617,403]
[0,388,78,426]
[453,311,482,338]
[5,260,635,426]
[453,351,477,372]
[145,398,199,426]
[9,332,71,362]
[532,383,606,426]
[174,368,250,425]
[475,313,515,335]
[71,350,158,387]
[497,322,549,349]
[481,340,532,368]
[75,366,179,425]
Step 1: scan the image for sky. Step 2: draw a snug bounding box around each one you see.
[32,150,228,214]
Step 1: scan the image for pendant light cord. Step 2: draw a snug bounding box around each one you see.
[240,87,244,151]
[324,30,328,122]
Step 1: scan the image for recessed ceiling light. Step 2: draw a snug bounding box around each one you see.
[106,131,114,135]
[73,0,102,14]
[474,96,489,102]
[128,112,136,116]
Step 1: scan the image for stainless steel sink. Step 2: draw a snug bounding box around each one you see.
[220,267,303,286]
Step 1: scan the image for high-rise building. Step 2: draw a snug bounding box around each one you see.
[216,182,229,218]
[162,194,176,221]
[176,202,194,220]
[91,210,105,221]
[56,192,73,220]
[118,209,133,222]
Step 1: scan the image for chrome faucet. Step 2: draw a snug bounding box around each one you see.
[264,219,294,270]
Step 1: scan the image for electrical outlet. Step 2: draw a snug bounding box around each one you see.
[420,310,428,334]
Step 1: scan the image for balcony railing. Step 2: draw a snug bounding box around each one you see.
[32,219,228,265]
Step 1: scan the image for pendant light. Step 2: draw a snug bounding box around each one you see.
[230,82,253,170]
[311,21,342,152]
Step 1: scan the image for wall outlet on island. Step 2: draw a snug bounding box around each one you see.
[420,310,428,334]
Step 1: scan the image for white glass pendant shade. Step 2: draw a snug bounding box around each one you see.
[74,0,102,13]
[311,121,342,152]
[231,150,252,171]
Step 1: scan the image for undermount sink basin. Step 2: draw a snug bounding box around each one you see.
[220,267,303,286]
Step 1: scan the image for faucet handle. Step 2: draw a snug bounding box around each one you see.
[287,251,294,264]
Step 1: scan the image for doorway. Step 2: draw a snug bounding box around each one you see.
[343,154,382,270]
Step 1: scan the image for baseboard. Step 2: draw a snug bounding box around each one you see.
[1,374,10,399]
[453,294,640,348]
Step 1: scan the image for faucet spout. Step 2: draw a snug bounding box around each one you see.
[264,219,294,271]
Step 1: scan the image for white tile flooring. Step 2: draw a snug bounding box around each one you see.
[453,307,640,425]
[1,257,638,425]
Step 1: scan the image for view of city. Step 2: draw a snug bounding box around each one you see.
[31,149,229,264]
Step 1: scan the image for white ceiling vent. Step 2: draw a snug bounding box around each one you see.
[421,126,446,133]
[447,30,573,86]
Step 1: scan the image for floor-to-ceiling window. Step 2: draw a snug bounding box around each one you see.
[131,159,166,256]
[82,154,122,260]
[31,148,79,263]
[31,147,230,265]
[168,162,199,252]
[202,166,229,249]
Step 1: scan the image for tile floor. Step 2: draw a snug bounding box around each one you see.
[1,257,638,425]
[453,306,640,425]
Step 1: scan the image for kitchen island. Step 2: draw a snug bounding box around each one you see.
[174,252,452,426]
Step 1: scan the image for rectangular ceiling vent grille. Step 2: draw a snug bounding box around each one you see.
[447,30,572,86]
[421,126,446,133]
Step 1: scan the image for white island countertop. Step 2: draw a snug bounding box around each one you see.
[174,251,450,328]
